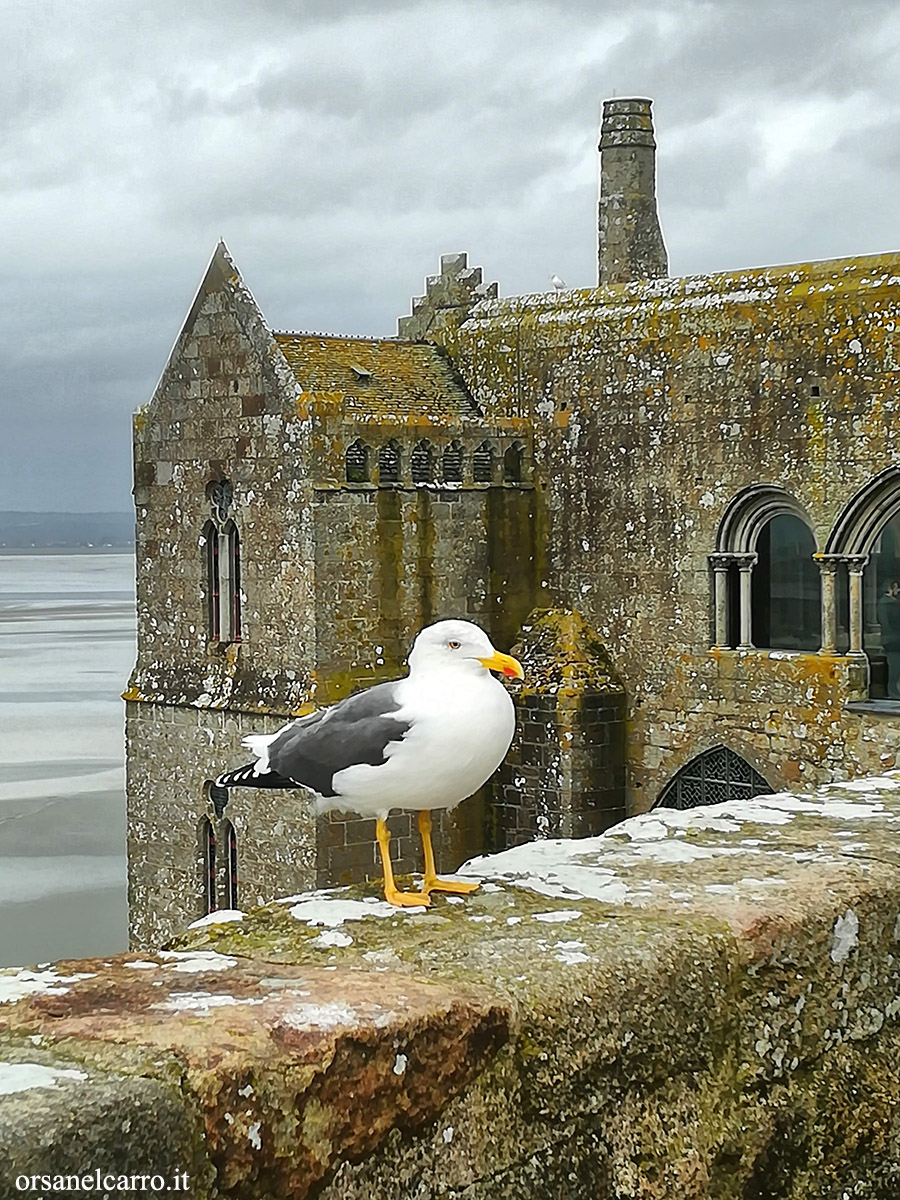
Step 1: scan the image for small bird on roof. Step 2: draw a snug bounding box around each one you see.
[549,273,567,291]
[213,620,524,907]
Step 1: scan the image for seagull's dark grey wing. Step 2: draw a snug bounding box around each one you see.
[217,681,411,798]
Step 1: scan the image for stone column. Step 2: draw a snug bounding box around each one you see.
[708,554,733,647]
[814,554,840,655]
[735,553,757,650]
[846,555,869,656]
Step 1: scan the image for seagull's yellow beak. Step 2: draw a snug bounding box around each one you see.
[478,651,525,680]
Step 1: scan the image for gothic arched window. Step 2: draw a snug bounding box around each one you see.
[442,440,463,484]
[656,746,770,811]
[202,481,242,644]
[473,441,494,484]
[411,439,435,485]
[378,440,401,484]
[346,439,370,484]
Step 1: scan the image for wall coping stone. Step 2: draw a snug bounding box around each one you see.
[5,775,900,1197]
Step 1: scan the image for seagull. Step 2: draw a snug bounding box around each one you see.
[213,620,524,908]
[549,273,566,291]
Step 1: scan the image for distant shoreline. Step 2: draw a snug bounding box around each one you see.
[0,547,134,556]
[0,512,133,550]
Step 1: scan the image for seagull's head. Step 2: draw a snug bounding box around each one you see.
[408,619,524,680]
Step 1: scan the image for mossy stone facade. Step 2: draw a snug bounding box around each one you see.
[127,102,900,948]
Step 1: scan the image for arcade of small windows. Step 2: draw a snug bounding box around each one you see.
[656,746,770,811]
[344,438,527,487]
[201,480,241,644]
[712,471,900,701]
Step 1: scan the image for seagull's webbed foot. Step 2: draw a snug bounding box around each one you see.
[376,817,431,908]
[422,875,480,896]
[418,810,480,898]
[384,884,431,908]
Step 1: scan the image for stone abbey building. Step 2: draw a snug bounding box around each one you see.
[126,98,900,945]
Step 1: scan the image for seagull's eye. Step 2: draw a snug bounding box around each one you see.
[448,640,461,650]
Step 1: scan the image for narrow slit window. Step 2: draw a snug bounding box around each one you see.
[203,520,220,641]
[201,817,217,915]
[228,522,242,642]
[224,819,238,910]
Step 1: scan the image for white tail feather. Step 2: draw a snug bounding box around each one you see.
[241,732,277,773]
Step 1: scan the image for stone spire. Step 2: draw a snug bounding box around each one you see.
[597,97,668,286]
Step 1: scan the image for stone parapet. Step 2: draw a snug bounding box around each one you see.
[5,775,900,1197]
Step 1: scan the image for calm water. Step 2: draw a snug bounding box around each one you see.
[0,552,135,967]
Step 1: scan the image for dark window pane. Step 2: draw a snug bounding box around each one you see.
[865,514,900,698]
[752,514,820,649]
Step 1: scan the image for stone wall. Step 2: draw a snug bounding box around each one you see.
[125,703,318,948]
[448,253,900,812]
[6,775,900,1199]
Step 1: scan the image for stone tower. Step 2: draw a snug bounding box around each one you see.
[597,97,668,285]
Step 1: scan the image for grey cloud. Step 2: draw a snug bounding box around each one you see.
[1,0,899,509]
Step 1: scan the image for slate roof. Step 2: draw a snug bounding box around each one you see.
[274,333,480,423]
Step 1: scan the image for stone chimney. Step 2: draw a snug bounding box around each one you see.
[597,97,668,286]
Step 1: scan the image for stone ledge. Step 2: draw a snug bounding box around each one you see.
[5,776,900,1197]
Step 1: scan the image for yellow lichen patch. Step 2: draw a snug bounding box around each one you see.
[275,333,479,424]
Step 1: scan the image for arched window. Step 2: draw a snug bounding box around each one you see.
[223,819,238,910]
[442,440,463,484]
[824,468,900,697]
[411,439,435,485]
[202,481,242,645]
[378,439,401,484]
[345,439,370,484]
[503,441,525,484]
[751,515,820,650]
[710,486,819,650]
[473,441,494,484]
[200,817,216,915]
[656,746,770,810]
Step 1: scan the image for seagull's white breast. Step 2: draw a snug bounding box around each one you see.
[327,668,515,819]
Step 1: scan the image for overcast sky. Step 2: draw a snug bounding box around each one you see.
[2,0,899,511]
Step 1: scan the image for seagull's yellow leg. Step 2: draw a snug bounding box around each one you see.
[419,810,479,896]
[376,817,430,907]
